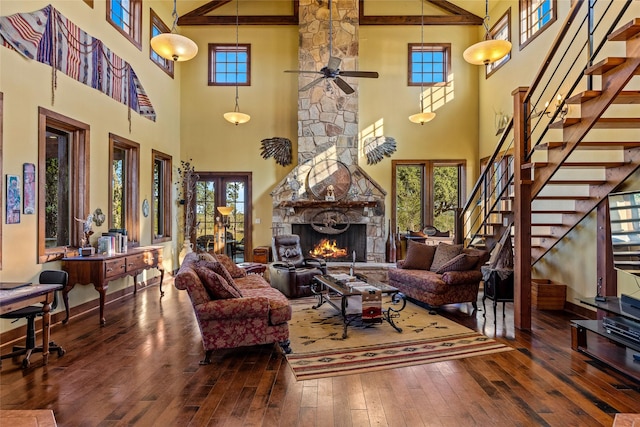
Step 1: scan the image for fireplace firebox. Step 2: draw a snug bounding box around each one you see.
[292,224,366,262]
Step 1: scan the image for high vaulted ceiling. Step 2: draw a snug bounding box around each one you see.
[177,0,484,26]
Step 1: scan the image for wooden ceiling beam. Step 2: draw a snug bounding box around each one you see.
[178,0,482,27]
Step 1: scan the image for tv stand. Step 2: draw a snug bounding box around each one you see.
[571,297,640,381]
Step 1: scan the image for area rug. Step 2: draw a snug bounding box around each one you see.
[286,296,512,380]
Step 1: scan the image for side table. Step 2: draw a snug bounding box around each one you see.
[481,266,514,319]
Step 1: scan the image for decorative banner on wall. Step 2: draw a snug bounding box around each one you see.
[23,163,35,214]
[0,5,156,122]
[6,174,20,224]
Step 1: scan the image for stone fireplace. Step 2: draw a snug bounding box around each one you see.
[271,0,388,263]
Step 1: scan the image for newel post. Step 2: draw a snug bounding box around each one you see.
[512,87,532,331]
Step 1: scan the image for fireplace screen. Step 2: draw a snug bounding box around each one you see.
[292,224,366,262]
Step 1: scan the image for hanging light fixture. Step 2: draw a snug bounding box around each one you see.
[224,0,251,125]
[463,0,511,65]
[150,0,198,62]
[409,0,435,125]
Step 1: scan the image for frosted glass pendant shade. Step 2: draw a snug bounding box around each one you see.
[151,33,198,62]
[408,111,436,125]
[463,39,512,65]
[223,111,251,125]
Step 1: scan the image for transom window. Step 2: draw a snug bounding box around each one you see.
[208,44,251,86]
[149,9,174,78]
[487,9,511,77]
[520,0,556,48]
[408,44,450,86]
[107,0,142,49]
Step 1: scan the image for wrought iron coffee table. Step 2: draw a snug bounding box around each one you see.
[311,274,406,338]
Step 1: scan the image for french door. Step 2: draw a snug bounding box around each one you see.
[191,172,252,262]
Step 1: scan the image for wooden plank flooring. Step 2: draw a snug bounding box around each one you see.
[1,281,639,426]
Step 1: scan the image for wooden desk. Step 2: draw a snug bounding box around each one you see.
[62,246,164,325]
[0,283,61,365]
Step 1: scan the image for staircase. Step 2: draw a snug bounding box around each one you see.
[460,1,640,330]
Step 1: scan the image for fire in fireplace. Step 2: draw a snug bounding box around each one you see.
[310,238,348,259]
[292,224,366,262]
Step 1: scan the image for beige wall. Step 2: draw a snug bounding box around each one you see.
[0,0,181,331]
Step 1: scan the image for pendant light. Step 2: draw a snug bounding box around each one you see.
[409,0,435,125]
[150,0,198,62]
[463,0,511,65]
[223,0,251,125]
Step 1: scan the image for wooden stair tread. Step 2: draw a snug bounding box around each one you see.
[549,117,640,129]
[536,141,640,150]
[584,57,629,75]
[608,18,640,41]
[531,209,575,214]
[548,180,607,185]
[565,90,640,104]
[534,195,592,200]
[531,161,625,168]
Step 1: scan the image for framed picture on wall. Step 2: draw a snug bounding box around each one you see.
[23,163,36,214]
[6,174,21,224]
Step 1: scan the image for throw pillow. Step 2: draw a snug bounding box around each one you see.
[436,254,480,274]
[213,253,247,278]
[429,243,464,272]
[195,259,243,295]
[401,240,437,270]
[193,265,242,299]
[198,252,216,262]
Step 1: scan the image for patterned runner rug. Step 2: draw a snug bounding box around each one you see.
[286,296,512,381]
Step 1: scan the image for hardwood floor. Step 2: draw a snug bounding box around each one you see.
[1,280,639,426]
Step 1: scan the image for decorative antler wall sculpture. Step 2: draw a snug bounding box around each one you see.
[364,136,397,165]
[260,137,292,166]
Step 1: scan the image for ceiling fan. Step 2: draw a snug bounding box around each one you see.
[284,0,379,95]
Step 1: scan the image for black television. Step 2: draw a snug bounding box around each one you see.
[608,190,640,277]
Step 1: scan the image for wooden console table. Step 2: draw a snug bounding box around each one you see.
[62,246,164,325]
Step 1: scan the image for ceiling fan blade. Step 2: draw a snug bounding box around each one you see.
[334,77,355,94]
[284,70,323,75]
[339,71,379,78]
[327,56,341,71]
[300,77,325,92]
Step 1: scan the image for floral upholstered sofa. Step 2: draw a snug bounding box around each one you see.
[174,252,292,364]
[388,241,489,310]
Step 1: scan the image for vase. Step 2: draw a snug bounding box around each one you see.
[386,220,397,263]
[179,239,194,265]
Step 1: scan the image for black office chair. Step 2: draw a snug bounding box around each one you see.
[0,270,67,368]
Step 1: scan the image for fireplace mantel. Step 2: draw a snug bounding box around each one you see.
[278,200,378,212]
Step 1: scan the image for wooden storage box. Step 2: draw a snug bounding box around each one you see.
[253,246,271,264]
[532,279,567,310]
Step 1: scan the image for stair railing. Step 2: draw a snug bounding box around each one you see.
[459,0,635,249]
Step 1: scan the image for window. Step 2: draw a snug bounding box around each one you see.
[487,9,511,77]
[38,108,90,263]
[408,44,451,86]
[152,150,172,243]
[208,44,251,86]
[107,0,142,49]
[149,9,174,78]
[520,0,556,48]
[392,160,465,236]
[193,172,252,262]
[109,133,140,245]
